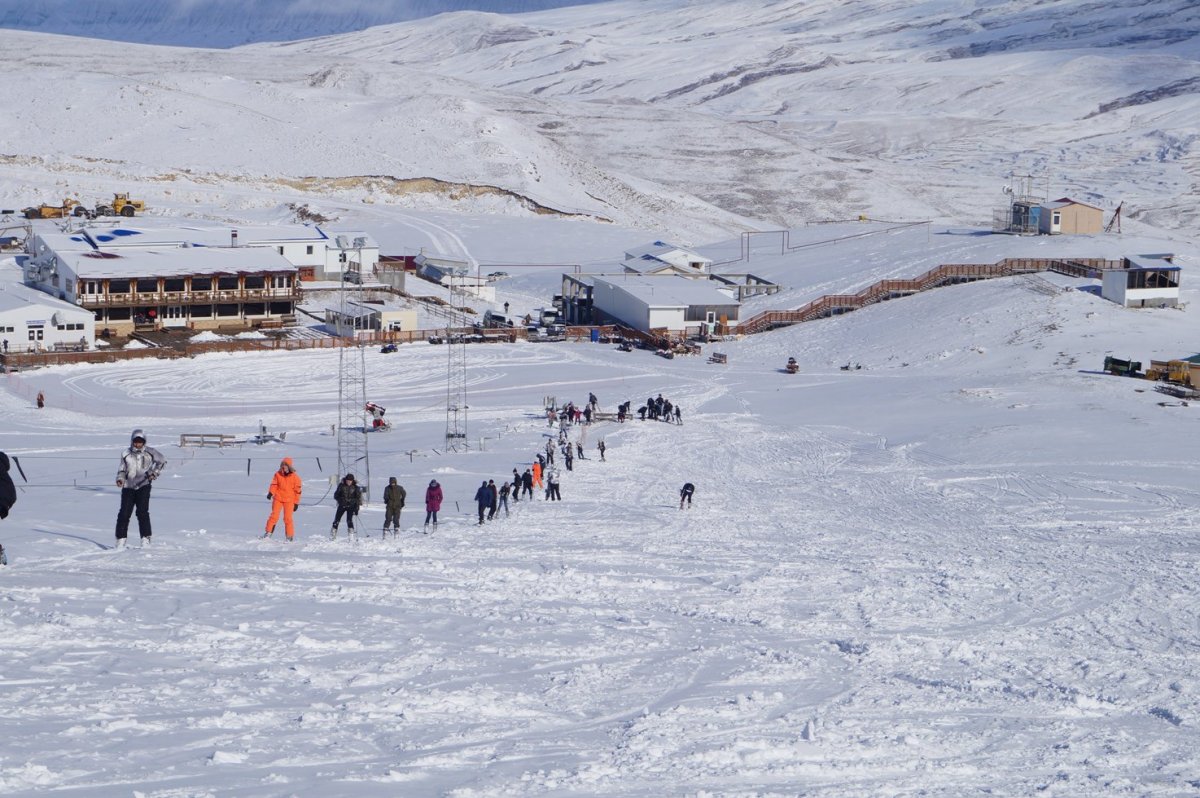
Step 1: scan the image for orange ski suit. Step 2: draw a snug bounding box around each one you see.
[532,461,543,488]
[265,457,303,539]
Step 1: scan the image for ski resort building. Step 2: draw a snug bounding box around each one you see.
[0,281,95,354]
[325,299,419,338]
[24,230,300,335]
[624,241,713,275]
[587,275,740,334]
[1039,198,1104,235]
[1101,255,1180,308]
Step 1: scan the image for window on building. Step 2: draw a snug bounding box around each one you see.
[164,278,186,292]
[137,279,158,294]
[306,245,314,255]
[244,275,265,290]
[1052,212,1062,226]
[278,246,284,256]
[83,281,101,295]
[191,277,212,292]
[272,275,291,289]
[109,280,131,294]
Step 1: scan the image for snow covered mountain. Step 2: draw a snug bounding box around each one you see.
[0,0,1195,242]
[0,0,612,47]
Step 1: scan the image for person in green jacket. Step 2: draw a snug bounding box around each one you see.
[382,477,406,538]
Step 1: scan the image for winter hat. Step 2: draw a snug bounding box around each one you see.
[429,479,439,487]
[388,477,397,484]
[130,429,146,444]
[344,474,356,482]
[280,457,294,468]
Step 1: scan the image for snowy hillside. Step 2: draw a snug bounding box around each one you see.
[0,0,1196,241]
[3,217,1200,793]
[0,0,612,47]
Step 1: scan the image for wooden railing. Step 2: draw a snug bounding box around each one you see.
[79,287,301,307]
[738,258,1122,335]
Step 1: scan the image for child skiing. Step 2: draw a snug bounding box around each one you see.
[679,482,695,510]
[424,479,443,532]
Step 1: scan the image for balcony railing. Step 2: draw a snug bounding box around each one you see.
[78,287,301,307]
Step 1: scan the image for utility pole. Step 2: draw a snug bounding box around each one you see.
[335,236,371,506]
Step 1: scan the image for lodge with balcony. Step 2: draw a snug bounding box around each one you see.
[24,237,300,335]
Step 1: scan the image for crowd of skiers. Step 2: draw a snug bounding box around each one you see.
[0,387,694,555]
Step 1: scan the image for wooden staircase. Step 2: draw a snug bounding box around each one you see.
[738,258,1119,336]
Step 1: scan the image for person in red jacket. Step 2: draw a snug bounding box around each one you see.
[424,479,443,533]
[265,457,303,540]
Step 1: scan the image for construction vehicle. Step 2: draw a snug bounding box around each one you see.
[22,199,84,219]
[1103,355,1142,377]
[1145,359,1198,387]
[93,193,146,218]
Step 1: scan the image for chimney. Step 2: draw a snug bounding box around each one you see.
[231,229,239,247]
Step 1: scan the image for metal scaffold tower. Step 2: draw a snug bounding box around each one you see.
[335,236,371,498]
[445,269,469,451]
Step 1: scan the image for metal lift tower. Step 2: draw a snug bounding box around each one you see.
[445,269,469,451]
[335,236,371,503]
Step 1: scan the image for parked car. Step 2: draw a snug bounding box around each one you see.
[482,310,514,328]
[487,271,510,279]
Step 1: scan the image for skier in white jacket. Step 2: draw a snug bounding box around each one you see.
[114,428,167,548]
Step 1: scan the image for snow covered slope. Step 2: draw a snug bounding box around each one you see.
[0,0,1196,240]
[2,223,1199,793]
[0,0,612,47]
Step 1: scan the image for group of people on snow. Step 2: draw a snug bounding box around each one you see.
[637,394,682,423]
[1,380,696,556]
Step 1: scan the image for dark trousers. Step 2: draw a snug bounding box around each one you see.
[499,496,509,516]
[384,507,401,529]
[548,483,561,501]
[116,484,153,539]
[333,505,358,530]
[478,504,488,524]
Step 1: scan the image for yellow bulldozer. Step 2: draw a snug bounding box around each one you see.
[22,199,85,219]
[94,193,146,218]
[1145,359,1199,388]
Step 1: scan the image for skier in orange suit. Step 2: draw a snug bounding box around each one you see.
[265,457,303,540]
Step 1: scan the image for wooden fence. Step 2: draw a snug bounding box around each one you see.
[0,325,628,370]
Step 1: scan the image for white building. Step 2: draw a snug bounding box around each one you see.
[29,222,378,282]
[0,281,95,354]
[624,241,713,275]
[1101,256,1180,308]
[325,300,419,338]
[24,233,299,334]
[591,275,740,334]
